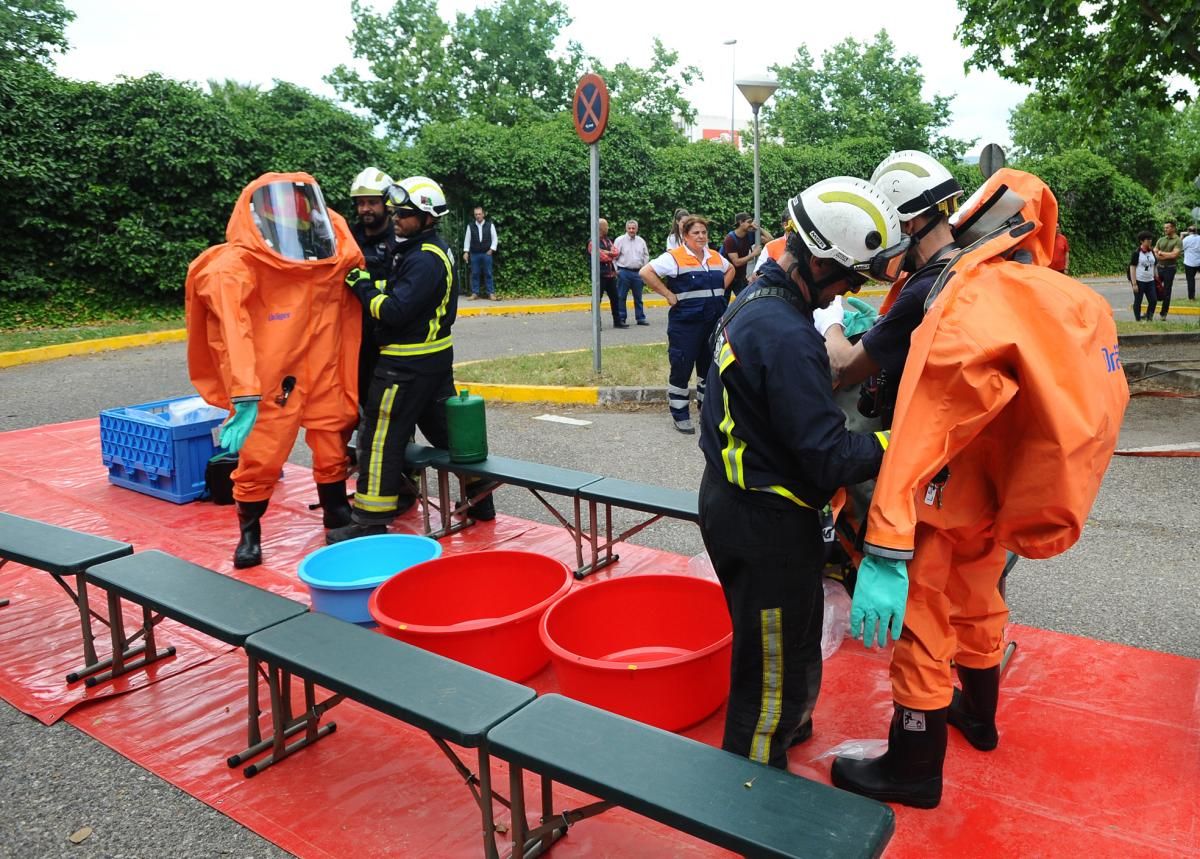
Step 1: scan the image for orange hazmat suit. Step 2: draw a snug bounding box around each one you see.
[186,172,364,502]
[865,169,1130,708]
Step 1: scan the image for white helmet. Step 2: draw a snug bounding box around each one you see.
[350,167,393,199]
[870,151,962,223]
[385,175,449,219]
[787,177,909,283]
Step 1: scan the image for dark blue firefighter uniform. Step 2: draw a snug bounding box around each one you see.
[698,258,890,768]
[662,245,728,422]
[347,226,456,521]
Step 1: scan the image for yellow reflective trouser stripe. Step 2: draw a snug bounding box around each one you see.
[875,430,890,449]
[750,607,784,764]
[422,243,454,343]
[379,335,453,357]
[365,383,398,504]
[355,492,399,512]
[369,293,386,320]
[752,485,814,509]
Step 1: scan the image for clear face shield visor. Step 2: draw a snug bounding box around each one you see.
[249,181,337,261]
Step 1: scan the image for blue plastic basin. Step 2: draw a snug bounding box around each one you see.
[298,534,443,624]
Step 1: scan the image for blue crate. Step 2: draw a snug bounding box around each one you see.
[100,396,228,504]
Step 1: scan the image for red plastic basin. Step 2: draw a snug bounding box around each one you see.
[539,574,733,731]
[368,550,573,682]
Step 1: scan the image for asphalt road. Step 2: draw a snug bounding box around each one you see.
[1,296,1199,857]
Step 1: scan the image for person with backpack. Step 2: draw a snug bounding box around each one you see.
[721,212,772,298]
[1129,231,1158,322]
[831,168,1129,809]
[696,177,907,768]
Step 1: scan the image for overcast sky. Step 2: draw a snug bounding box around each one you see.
[56,0,1027,151]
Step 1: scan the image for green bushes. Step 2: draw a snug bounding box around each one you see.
[1023,149,1154,275]
[0,65,389,324]
[0,62,1161,328]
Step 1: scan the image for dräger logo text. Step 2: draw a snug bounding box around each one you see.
[268,312,291,322]
[1101,344,1120,372]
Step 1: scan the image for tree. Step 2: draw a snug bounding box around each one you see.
[1010,89,1177,190]
[447,0,582,125]
[593,39,700,148]
[956,0,1199,118]
[327,0,582,138]
[325,0,457,138]
[0,0,74,65]
[763,32,970,160]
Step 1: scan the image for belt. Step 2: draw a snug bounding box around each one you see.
[676,288,725,300]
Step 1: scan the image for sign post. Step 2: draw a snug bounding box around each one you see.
[979,143,1006,179]
[573,73,609,375]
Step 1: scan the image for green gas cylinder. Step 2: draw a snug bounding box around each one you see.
[446,388,488,463]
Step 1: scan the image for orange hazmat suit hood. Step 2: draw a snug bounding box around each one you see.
[225,171,345,271]
[949,168,1057,267]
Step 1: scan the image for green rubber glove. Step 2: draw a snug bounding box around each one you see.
[841,296,879,338]
[850,555,908,649]
[218,401,258,454]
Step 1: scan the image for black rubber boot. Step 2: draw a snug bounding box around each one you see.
[465,480,498,521]
[233,499,269,569]
[325,517,389,545]
[316,482,353,529]
[830,705,948,809]
[948,665,1000,751]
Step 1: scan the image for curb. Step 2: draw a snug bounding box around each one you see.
[0,329,187,369]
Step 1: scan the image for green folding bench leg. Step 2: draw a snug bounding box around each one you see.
[574,478,700,579]
[0,511,133,682]
[242,611,536,859]
[83,550,308,758]
[487,694,895,859]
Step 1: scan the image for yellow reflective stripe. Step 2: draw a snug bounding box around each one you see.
[751,485,814,509]
[717,339,736,372]
[354,492,399,512]
[379,335,453,357]
[889,160,931,178]
[750,608,784,764]
[817,190,887,243]
[875,430,890,450]
[718,383,745,488]
[369,293,386,320]
[373,279,387,291]
[421,242,453,343]
[367,384,398,500]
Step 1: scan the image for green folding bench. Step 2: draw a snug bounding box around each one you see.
[487,693,895,859]
[409,444,605,568]
[240,610,536,859]
[574,477,699,579]
[82,550,308,758]
[0,511,133,681]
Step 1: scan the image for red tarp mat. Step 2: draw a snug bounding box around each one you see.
[1,419,1197,857]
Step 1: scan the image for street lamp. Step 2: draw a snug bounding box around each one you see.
[722,40,737,146]
[737,78,779,247]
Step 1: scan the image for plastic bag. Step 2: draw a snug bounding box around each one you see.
[167,396,228,425]
[821,577,852,660]
[812,738,888,762]
[687,552,853,661]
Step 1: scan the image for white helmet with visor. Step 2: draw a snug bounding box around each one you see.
[787,177,909,287]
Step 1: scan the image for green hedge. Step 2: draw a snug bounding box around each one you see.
[0,64,1161,327]
[1022,149,1154,275]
